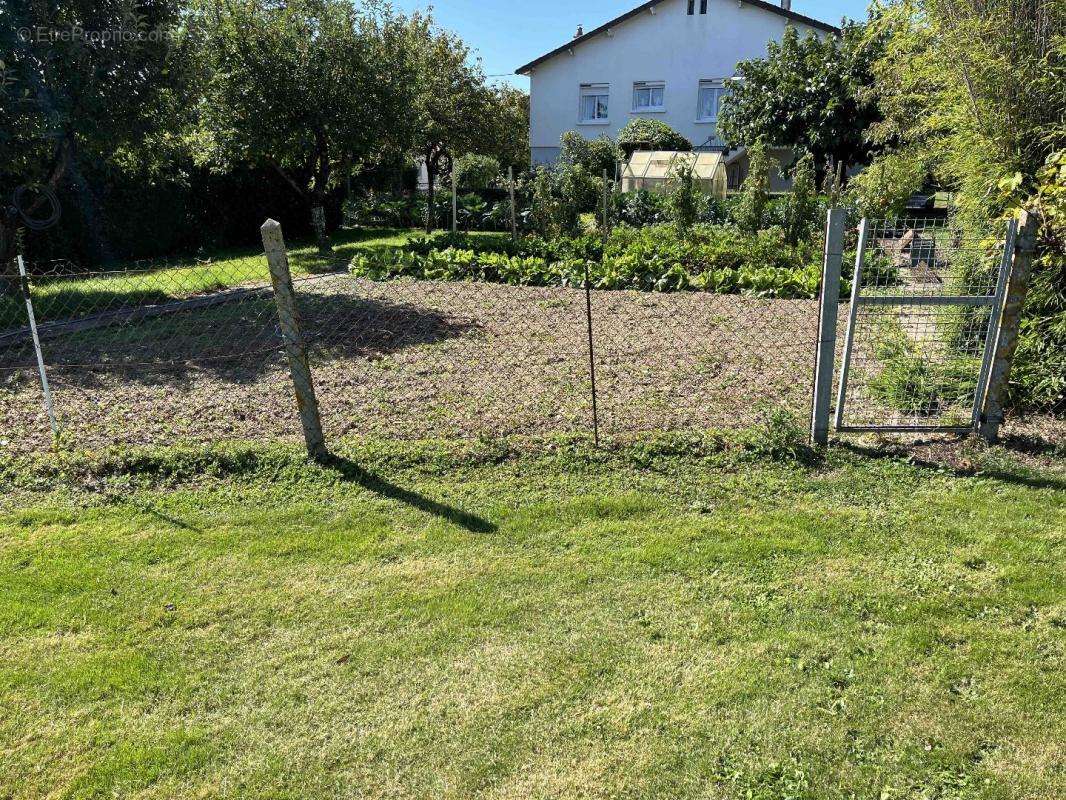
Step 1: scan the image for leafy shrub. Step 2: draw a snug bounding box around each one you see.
[740,405,809,461]
[782,152,818,244]
[847,150,927,218]
[454,154,501,192]
[559,131,619,176]
[617,190,667,226]
[617,119,692,158]
[732,140,772,233]
[665,160,705,232]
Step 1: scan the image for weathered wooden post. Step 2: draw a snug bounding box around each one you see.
[508,166,518,241]
[260,219,327,461]
[451,169,458,234]
[811,208,846,445]
[978,209,1040,442]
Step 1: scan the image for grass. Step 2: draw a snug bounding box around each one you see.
[1,227,444,329]
[1,433,1063,799]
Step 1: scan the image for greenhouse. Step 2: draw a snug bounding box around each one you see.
[620,150,728,197]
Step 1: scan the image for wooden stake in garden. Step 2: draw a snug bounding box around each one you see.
[508,166,518,242]
[260,219,327,461]
[979,209,1040,442]
[16,255,58,439]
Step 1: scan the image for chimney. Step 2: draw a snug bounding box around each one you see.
[574,24,584,38]
[780,0,791,9]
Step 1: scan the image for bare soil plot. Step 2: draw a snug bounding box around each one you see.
[1,276,822,455]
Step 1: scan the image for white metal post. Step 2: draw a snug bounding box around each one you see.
[811,208,846,445]
[17,255,59,438]
[508,166,517,241]
[833,218,870,430]
[451,169,458,234]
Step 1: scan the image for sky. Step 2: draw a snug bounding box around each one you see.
[390,0,871,89]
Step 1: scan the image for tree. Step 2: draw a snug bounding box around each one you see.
[617,119,691,158]
[403,13,496,233]
[200,0,414,254]
[0,0,198,271]
[482,85,530,173]
[719,22,882,177]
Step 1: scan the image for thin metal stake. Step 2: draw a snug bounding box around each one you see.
[508,166,518,241]
[833,218,870,430]
[583,259,600,447]
[17,255,59,438]
[452,169,458,234]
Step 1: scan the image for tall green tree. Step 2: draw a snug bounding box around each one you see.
[719,22,882,176]
[0,0,197,270]
[401,13,497,232]
[200,0,415,254]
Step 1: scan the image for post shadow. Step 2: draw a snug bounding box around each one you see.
[321,454,497,534]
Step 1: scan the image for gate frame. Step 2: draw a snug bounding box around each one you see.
[831,216,1019,435]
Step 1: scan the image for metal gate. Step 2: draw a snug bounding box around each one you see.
[833,217,1017,433]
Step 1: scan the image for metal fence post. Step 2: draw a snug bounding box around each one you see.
[508,166,518,241]
[452,169,458,234]
[16,255,59,439]
[260,219,327,460]
[602,168,610,242]
[978,209,1040,442]
[811,207,846,445]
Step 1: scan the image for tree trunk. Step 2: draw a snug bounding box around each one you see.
[312,204,331,256]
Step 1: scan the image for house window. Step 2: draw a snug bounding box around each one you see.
[579,84,609,123]
[687,0,695,13]
[697,80,730,122]
[700,0,708,12]
[632,82,665,112]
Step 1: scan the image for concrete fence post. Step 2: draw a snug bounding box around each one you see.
[260,219,327,460]
[979,209,1040,442]
[811,207,846,445]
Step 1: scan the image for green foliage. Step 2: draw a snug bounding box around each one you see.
[454,154,500,191]
[559,132,619,176]
[617,190,668,226]
[664,160,705,232]
[719,22,883,171]
[782,152,818,244]
[531,167,566,237]
[350,223,823,299]
[616,119,692,158]
[846,150,928,218]
[740,405,810,461]
[733,141,773,233]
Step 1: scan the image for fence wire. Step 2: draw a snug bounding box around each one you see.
[833,219,1007,430]
[1,217,1060,457]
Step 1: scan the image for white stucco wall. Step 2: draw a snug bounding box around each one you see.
[525,0,826,165]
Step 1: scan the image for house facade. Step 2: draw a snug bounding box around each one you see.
[516,0,837,171]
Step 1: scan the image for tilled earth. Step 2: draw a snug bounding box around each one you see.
[1,276,825,455]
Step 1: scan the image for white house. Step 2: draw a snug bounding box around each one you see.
[516,0,837,180]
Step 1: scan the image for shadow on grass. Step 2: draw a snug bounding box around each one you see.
[322,454,497,534]
[836,439,1066,492]
[16,290,476,387]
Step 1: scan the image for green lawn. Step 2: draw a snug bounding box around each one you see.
[1,435,1063,799]
[2,227,454,329]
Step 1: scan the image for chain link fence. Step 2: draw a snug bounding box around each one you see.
[1,216,1060,457]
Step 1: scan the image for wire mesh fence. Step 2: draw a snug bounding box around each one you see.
[833,218,1010,431]
[1,214,1060,457]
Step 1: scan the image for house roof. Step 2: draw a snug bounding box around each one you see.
[514,0,840,75]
